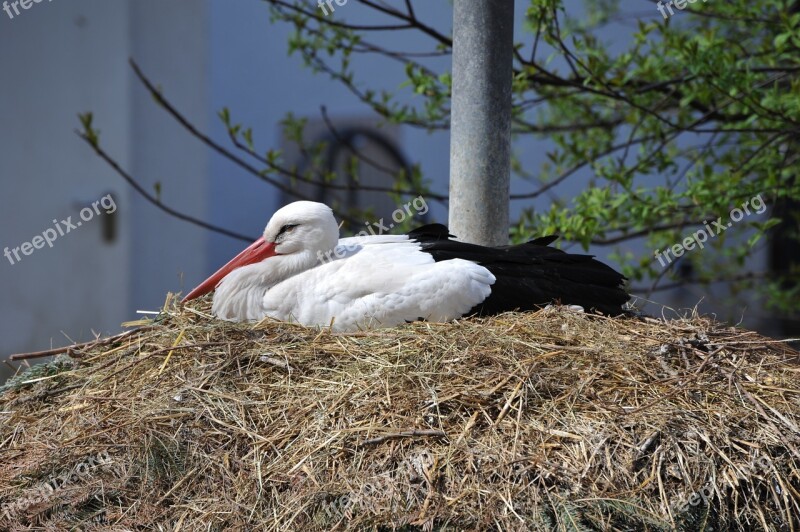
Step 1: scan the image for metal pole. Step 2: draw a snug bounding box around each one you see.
[449,0,514,246]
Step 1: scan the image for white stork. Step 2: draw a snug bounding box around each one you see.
[182,201,629,331]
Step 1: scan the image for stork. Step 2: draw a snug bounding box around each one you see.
[182,201,629,331]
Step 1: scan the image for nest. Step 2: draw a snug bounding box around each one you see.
[1,297,799,531]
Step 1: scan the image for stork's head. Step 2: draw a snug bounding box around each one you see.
[182,201,339,302]
[263,201,339,256]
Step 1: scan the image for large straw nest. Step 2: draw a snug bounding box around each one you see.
[1,297,798,531]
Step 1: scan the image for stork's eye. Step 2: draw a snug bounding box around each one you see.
[277,224,298,237]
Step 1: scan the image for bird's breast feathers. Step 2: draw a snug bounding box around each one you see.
[260,244,495,330]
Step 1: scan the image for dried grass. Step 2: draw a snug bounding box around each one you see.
[1,296,799,531]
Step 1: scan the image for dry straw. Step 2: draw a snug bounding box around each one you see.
[1,296,798,530]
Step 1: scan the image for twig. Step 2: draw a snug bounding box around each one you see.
[9,384,84,406]
[226,104,442,202]
[360,429,446,446]
[714,363,800,461]
[128,60,316,204]
[76,130,255,243]
[127,60,389,229]
[94,343,227,384]
[493,379,524,426]
[8,328,150,361]
[259,355,294,373]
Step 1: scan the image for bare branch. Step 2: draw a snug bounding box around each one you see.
[75,129,256,242]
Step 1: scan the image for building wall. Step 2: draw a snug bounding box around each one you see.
[0,1,133,376]
[0,1,210,384]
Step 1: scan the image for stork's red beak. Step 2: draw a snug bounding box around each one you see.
[182,237,277,302]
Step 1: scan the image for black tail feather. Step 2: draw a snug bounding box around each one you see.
[408,224,629,316]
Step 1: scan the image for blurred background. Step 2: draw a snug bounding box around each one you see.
[1,0,796,384]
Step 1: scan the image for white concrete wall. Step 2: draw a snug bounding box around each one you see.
[0,1,210,384]
[129,1,210,311]
[0,1,132,363]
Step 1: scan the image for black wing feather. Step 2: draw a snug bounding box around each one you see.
[408,226,629,316]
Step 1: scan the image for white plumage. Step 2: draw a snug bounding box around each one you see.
[183,202,495,331]
[212,236,496,330]
[182,201,629,331]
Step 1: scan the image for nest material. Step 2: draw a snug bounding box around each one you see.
[1,298,799,531]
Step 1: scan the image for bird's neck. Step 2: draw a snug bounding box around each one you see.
[211,249,323,321]
[237,249,321,288]
[264,250,321,283]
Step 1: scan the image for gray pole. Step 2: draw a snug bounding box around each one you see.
[448,0,514,246]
